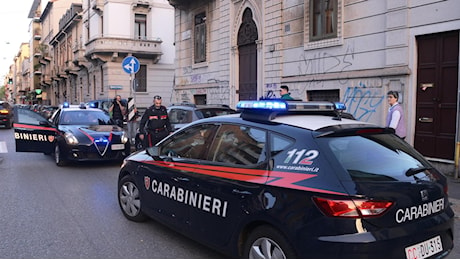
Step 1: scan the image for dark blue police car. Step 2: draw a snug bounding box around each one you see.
[14,102,131,166]
[117,100,454,258]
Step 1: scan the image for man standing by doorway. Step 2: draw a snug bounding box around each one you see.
[386,90,406,139]
[138,95,172,148]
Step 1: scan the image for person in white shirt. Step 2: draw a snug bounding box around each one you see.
[386,90,406,139]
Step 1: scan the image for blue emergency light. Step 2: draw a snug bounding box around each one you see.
[63,102,70,108]
[236,100,288,111]
[237,100,348,121]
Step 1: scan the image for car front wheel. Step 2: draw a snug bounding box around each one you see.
[243,225,295,259]
[118,175,147,222]
[54,144,67,166]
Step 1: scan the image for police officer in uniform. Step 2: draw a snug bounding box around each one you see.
[138,95,172,148]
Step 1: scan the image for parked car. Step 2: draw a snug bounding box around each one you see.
[167,103,237,131]
[0,101,14,129]
[14,102,131,166]
[39,105,59,119]
[117,99,454,258]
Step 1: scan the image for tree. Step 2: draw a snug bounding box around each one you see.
[0,85,5,100]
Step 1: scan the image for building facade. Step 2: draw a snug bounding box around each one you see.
[168,0,460,163]
[22,0,175,109]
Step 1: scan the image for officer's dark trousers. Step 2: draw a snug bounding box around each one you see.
[144,130,168,148]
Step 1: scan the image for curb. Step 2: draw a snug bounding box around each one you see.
[449,197,460,218]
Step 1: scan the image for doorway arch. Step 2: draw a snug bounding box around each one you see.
[237,8,258,100]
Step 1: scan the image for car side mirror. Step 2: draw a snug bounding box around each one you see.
[146,146,160,157]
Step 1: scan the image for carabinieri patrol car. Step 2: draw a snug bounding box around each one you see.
[117,100,454,258]
[14,102,131,166]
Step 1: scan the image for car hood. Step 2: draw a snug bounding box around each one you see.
[60,125,125,144]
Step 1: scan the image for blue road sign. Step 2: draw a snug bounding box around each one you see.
[122,56,140,74]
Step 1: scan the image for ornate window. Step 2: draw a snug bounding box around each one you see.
[135,65,147,92]
[135,14,147,40]
[310,0,337,40]
[305,0,343,49]
[194,12,207,63]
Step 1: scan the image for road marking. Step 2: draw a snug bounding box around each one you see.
[0,141,7,153]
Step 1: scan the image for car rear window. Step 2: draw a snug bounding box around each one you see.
[197,108,236,119]
[323,134,432,182]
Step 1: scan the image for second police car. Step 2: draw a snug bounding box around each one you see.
[117,100,454,258]
[14,102,131,166]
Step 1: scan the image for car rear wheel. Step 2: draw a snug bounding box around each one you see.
[55,144,67,166]
[118,175,147,222]
[5,119,12,129]
[243,225,295,259]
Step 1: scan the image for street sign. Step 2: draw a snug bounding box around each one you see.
[109,85,123,90]
[122,56,140,74]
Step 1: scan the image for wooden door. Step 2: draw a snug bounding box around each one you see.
[415,31,459,160]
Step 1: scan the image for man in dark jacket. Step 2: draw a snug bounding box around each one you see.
[109,95,126,127]
[138,95,172,148]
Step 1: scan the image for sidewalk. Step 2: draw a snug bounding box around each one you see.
[447,174,460,217]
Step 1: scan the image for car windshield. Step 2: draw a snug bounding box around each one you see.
[61,110,113,125]
[320,133,432,182]
[196,108,236,119]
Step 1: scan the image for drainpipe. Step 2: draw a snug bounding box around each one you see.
[454,71,460,179]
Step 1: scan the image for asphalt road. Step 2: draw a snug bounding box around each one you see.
[1,125,459,258]
[0,127,223,258]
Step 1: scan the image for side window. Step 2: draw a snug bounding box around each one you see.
[169,109,192,124]
[270,132,295,156]
[16,107,47,125]
[208,124,267,166]
[160,124,218,160]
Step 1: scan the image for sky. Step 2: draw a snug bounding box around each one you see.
[0,0,35,79]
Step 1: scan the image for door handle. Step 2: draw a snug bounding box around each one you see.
[173,177,189,182]
[418,117,433,123]
[232,189,252,195]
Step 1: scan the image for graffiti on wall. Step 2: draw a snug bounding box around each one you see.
[342,82,385,122]
[297,43,355,84]
[175,85,231,104]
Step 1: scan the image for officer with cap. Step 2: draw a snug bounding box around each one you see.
[138,95,172,148]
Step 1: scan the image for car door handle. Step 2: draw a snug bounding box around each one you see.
[232,189,252,195]
[418,117,433,123]
[173,177,189,182]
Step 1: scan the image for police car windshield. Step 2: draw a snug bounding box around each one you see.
[320,133,432,182]
[61,110,113,125]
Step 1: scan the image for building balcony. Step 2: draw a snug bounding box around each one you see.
[64,60,80,74]
[40,75,52,86]
[85,36,163,61]
[167,0,191,9]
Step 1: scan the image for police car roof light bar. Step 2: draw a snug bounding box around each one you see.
[237,100,347,122]
[63,102,70,108]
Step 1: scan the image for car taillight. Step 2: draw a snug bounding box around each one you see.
[0,109,9,115]
[313,197,393,218]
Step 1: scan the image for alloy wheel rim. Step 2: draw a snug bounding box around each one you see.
[119,182,141,217]
[249,237,286,259]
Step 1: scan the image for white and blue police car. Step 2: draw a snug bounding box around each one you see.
[117,99,454,258]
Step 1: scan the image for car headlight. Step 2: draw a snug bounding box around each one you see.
[64,132,79,145]
[121,132,129,144]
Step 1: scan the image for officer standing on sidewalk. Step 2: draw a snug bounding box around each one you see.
[138,95,172,148]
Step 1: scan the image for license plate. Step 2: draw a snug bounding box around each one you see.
[111,144,125,150]
[405,235,443,259]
